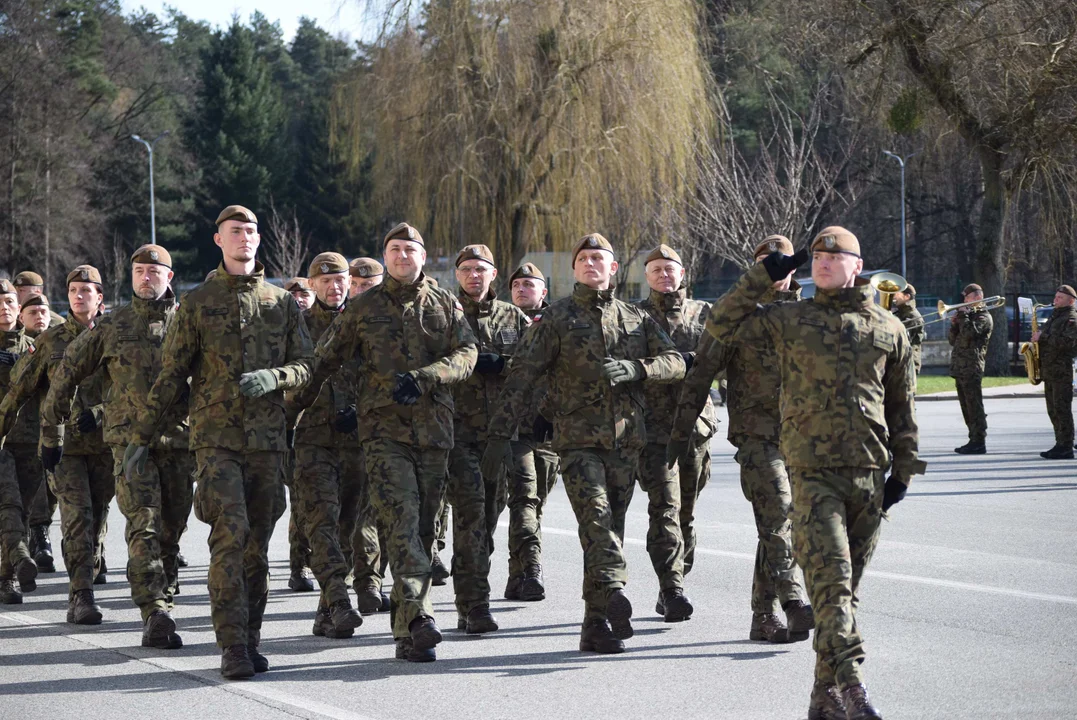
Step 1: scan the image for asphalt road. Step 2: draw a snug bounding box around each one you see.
[2,397,1075,720]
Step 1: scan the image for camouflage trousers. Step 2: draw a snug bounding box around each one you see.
[52,452,114,597]
[362,438,445,640]
[506,434,560,579]
[559,447,638,622]
[349,450,387,594]
[29,472,57,527]
[955,376,987,442]
[284,451,311,572]
[445,441,493,615]
[434,502,449,553]
[0,444,43,580]
[790,467,884,691]
[635,443,685,591]
[192,448,286,648]
[110,447,194,621]
[734,438,805,615]
[676,439,710,577]
[292,444,362,607]
[1044,380,1075,447]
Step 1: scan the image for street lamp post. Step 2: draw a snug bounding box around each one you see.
[882,149,918,278]
[131,131,170,244]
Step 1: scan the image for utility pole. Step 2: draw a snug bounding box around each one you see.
[131,131,170,244]
[882,149,918,278]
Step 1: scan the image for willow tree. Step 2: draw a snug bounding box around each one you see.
[334,0,713,270]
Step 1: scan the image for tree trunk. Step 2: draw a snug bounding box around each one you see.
[509,204,528,270]
[973,145,1009,375]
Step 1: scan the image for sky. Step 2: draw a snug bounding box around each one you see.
[120,0,378,42]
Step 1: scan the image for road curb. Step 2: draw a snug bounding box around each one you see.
[917,392,1045,402]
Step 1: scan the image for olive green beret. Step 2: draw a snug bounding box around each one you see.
[0,279,15,295]
[383,222,424,248]
[1057,285,1076,299]
[66,264,103,287]
[284,277,312,292]
[509,262,545,285]
[215,205,258,226]
[21,294,49,309]
[455,244,495,268]
[131,244,172,268]
[308,252,349,278]
[572,233,615,266]
[644,244,682,266]
[13,271,44,287]
[349,257,384,279]
[809,226,860,257]
[753,235,795,258]
[962,283,983,296]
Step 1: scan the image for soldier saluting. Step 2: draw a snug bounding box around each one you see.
[706,227,926,720]
[483,233,685,654]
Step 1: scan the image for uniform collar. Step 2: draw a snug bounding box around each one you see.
[384,271,427,303]
[314,297,347,316]
[131,287,177,322]
[64,312,93,335]
[520,300,549,320]
[1,327,23,348]
[573,282,615,308]
[1051,304,1076,319]
[217,260,266,289]
[459,288,496,316]
[813,279,874,312]
[649,287,686,312]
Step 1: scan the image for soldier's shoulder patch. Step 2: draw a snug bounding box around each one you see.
[531,314,542,323]
[27,342,35,354]
[452,297,464,312]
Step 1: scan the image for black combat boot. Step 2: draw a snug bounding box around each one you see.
[66,589,103,625]
[220,644,255,680]
[842,684,883,719]
[14,552,38,593]
[142,610,183,649]
[1041,445,1075,459]
[504,575,522,600]
[954,441,986,455]
[782,599,815,641]
[354,582,384,615]
[380,591,390,612]
[247,644,269,673]
[655,588,694,622]
[396,636,436,662]
[330,598,363,632]
[606,589,634,639]
[313,606,354,638]
[0,578,22,604]
[94,556,108,585]
[579,619,624,654]
[288,566,315,592]
[409,615,443,652]
[176,551,188,568]
[807,682,846,720]
[518,564,545,601]
[430,553,450,586]
[749,613,791,643]
[458,604,498,634]
[30,526,55,573]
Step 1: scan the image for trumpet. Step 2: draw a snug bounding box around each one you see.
[869,272,908,311]
[935,296,1006,318]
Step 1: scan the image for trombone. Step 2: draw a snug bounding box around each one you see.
[905,296,1006,328]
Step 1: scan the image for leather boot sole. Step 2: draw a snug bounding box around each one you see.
[607,591,634,640]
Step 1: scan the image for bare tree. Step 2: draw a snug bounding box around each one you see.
[262,200,310,280]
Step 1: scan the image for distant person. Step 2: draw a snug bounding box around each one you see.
[949,283,992,454]
[1032,285,1077,459]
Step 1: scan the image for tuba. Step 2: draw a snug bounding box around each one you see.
[870,272,908,311]
[1017,297,1050,385]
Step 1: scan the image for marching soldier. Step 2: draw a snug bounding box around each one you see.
[706,227,926,720]
[283,277,316,593]
[0,279,39,605]
[285,277,316,311]
[446,243,529,633]
[123,205,313,679]
[949,283,993,454]
[291,222,478,663]
[673,235,813,644]
[891,284,924,377]
[285,252,365,639]
[1033,285,1077,459]
[0,265,114,624]
[13,271,66,328]
[349,257,384,298]
[504,262,559,601]
[634,244,715,622]
[483,233,685,654]
[40,246,190,650]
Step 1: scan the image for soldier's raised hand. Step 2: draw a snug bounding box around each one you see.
[761,248,809,282]
[76,409,99,434]
[239,369,278,398]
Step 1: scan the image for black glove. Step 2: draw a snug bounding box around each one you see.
[76,409,99,434]
[0,350,18,366]
[334,406,358,434]
[533,414,553,443]
[680,351,695,372]
[392,373,423,405]
[882,476,907,512]
[475,352,505,375]
[41,446,63,473]
[761,249,809,282]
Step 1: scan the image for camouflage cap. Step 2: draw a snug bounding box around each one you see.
[21,294,49,309]
[130,243,172,268]
[809,226,860,257]
[284,277,312,292]
[383,222,424,248]
[455,244,495,268]
[308,251,349,278]
[753,235,795,258]
[13,271,45,287]
[572,233,615,266]
[644,244,682,266]
[349,257,384,279]
[66,264,103,287]
[215,204,258,226]
[962,283,983,296]
[1057,285,1076,299]
[509,262,545,285]
[0,279,15,295]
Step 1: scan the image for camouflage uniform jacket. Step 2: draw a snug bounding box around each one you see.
[453,289,530,444]
[0,328,38,447]
[947,307,992,380]
[705,264,926,482]
[294,273,477,451]
[1038,305,1077,383]
[40,290,188,451]
[287,299,359,448]
[131,262,313,453]
[673,285,800,448]
[0,314,109,455]
[489,282,686,453]
[635,287,717,445]
[518,302,552,433]
[893,303,925,373]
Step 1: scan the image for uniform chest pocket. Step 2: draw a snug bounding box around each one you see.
[422,310,448,332]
